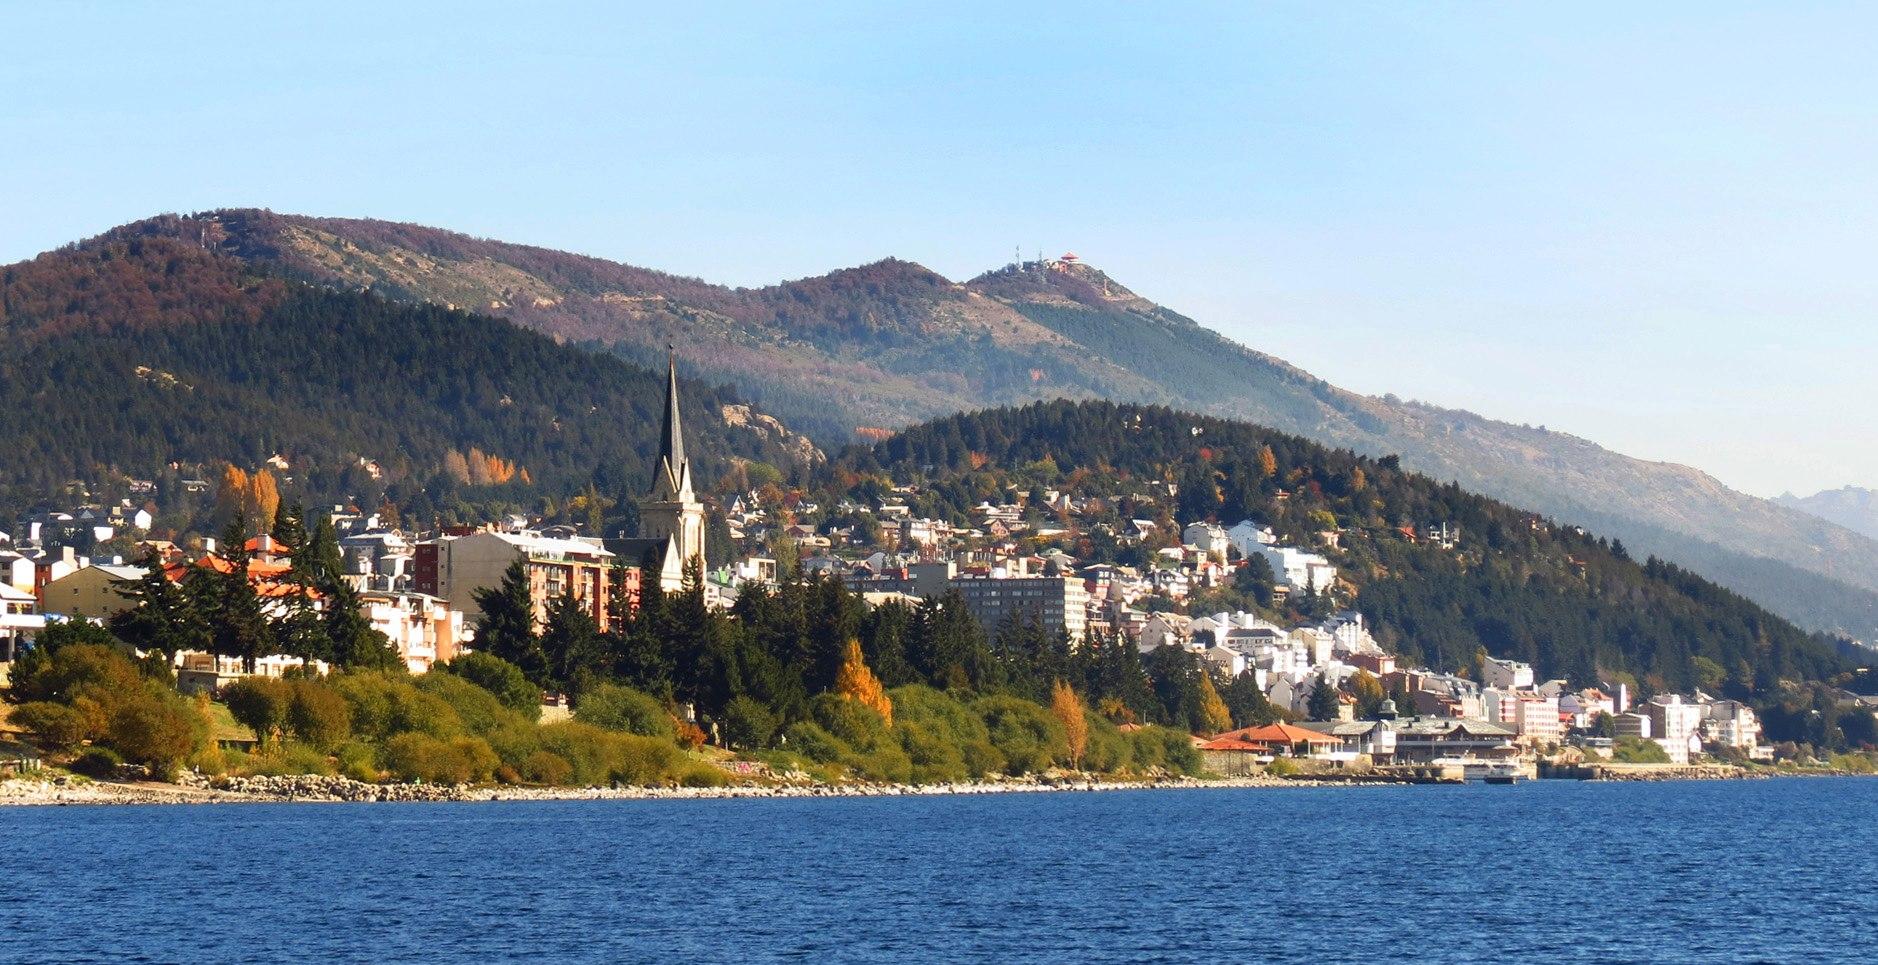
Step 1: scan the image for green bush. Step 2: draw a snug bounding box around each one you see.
[721,695,778,750]
[533,721,685,786]
[896,721,970,783]
[677,764,730,788]
[811,693,888,753]
[11,701,91,752]
[335,673,463,742]
[1265,756,1299,777]
[973,695,1068,776]
[105,686,209,779]
[782,721,851,764]
[11,643,144,705]
[852,745,914,784]
[287,680,352,751]
[521,750,574,785]
[1125,725,1202,776]
[70,746,124,777]
[238,741,336,777]
[1613,737,1672,764]
[379,732,500,784]
[439,653,542,720]
[416,672,526,737]
[574,683,675,739]
[960,740,1005,779]
[1079,712,1131,774]
[337,742,380,782]
[223,678,293,746]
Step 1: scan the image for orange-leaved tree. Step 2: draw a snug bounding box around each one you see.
[833,639,893,726]
[1051,680,1089,768]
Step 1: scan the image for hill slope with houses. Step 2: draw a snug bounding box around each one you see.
[95,208,1878,647]
[815,400,1848,700]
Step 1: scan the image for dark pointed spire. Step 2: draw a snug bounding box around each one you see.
[658,345,685,480]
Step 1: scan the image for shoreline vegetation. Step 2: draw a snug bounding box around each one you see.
[3,762,1865,808]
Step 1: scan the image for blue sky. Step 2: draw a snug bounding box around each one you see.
[5,2,1874,498]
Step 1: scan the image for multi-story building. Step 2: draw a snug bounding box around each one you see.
[415,528,628,632]
[1645,695,1703,764]
[949,573,1088,642]
[1480,656,1536,690]
[360,590,469,673]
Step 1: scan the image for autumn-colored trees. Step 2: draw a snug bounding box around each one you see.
[834,639,893,726]
[215,464,280,534]
[441,447,528,486]
[1050,680,1089,768]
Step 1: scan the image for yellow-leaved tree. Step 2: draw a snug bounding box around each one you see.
[833,639,892,726]
[1051,680,1089,769]
[1197,673,1232,734]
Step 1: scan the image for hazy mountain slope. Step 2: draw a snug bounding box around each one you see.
[0,227,815,517]
[1777,486,1878,541]
[97,210,1878,642]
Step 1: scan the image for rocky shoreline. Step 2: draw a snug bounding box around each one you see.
[0,771,1340,807]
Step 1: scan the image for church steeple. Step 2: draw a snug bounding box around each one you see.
[657,348,686,486]
[652,348,693,500]
[638,347,705,588]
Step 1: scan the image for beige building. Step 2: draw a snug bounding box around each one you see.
[37,563,145,620]
[949,574,1089,642]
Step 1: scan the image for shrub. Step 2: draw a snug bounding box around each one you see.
[222,677,294,746]
[960,740,1005,779]
[674,720,706,750]
[239,742,336,777]
[12,643,144,705]
[1079,712,1130,774]
[1265,757,1299,777]
[1613,737,1672,764]
[71,746,124,777]
[721,696,779,750]
[287,680,351,751]
[416,672,525,737]
[337,742,380,782]
[574,683,674,739]
[381,732,497,784]
[11,701,91,752]
[335,673,463,742]
[533,721,686,787]
[521,750,573,786]
[439,653,541,719]
[1125,725,1202,776]
[782,721,850,764]
[852,745,914,784]
[973,695,1068,776]
[189,744,229,777]
[106,687,209,779]
[812,693,889,753]
[890,686,990,745]
[677,764,730,788]
[897,721,970,783]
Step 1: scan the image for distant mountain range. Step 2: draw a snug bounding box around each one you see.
[1778,486,1878,542]
[9,209,1878,644]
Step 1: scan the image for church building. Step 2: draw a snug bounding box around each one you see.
[609,355,706,592]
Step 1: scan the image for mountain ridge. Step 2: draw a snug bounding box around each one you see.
[21,209,1878,644]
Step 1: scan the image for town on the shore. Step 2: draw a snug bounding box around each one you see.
[3,364,1873,789]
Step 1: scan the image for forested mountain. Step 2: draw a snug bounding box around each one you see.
[1777,486,1878,541]
[105,209,1878,645]
[824,401,1849,696]
[0,229,815,524]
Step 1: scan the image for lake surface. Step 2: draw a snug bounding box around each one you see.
[5,778,1876,963]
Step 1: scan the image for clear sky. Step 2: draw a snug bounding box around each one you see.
[5,2,1874,499]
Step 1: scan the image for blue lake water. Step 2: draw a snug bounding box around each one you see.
[4,778,1876,963]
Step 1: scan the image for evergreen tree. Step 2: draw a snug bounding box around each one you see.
[323,579,401,670]
[110,550,210,659]
[473,559,544,681]
[1306,676,1339,721]
[541,589,603,692]
[303,515,345,589]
